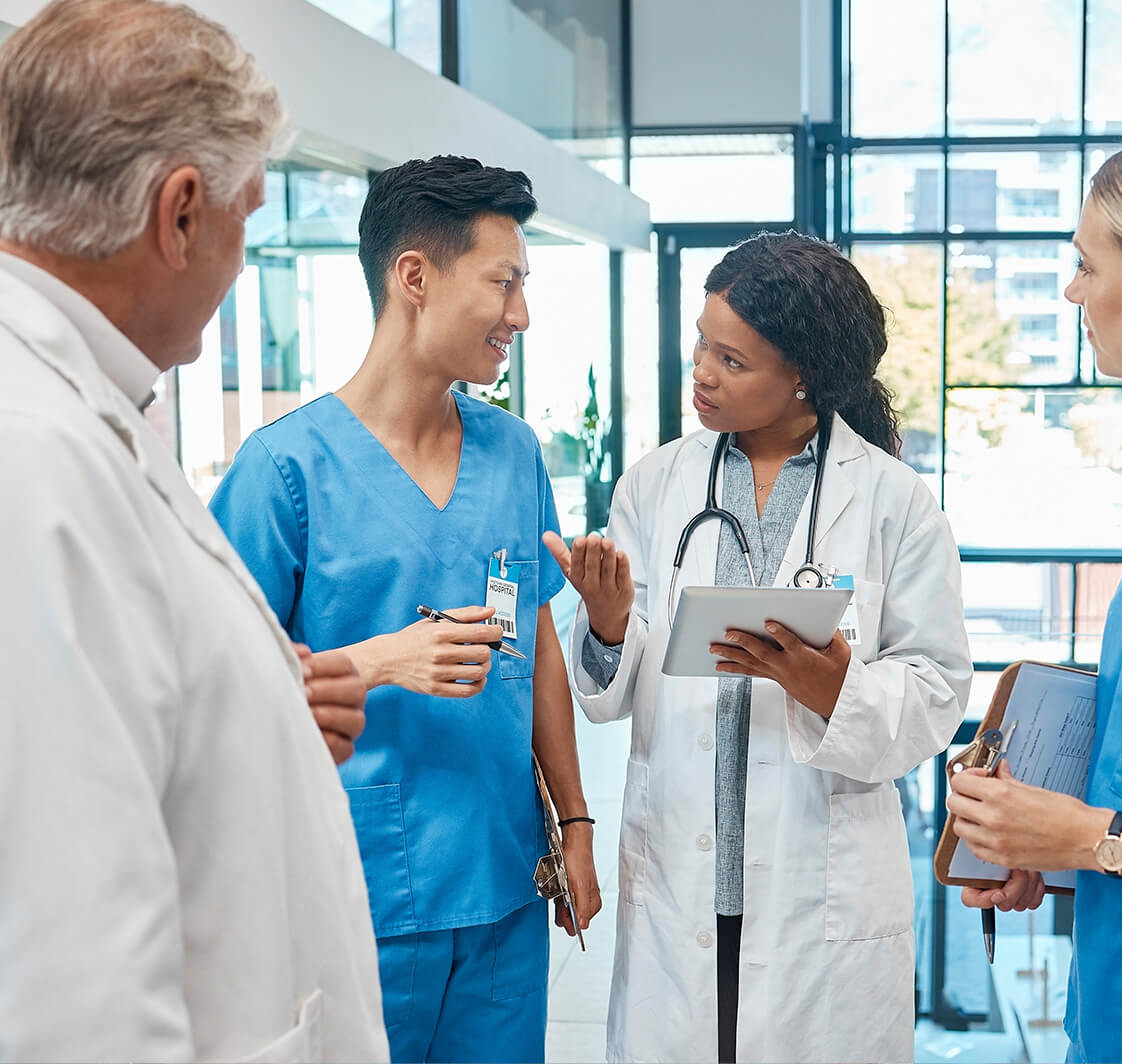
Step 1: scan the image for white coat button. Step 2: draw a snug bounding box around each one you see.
[696,930,714,949]
[697,733,714,751]
[696,834,713,851]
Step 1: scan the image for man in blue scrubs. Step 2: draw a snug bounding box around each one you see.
[211,156,601,1063]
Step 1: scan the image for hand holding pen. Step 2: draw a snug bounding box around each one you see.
[339,605,505,697]
[417,605,526,659]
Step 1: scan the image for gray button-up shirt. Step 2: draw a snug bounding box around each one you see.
[582,437,816,915]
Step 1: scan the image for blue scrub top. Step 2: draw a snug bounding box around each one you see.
[1065,584,1122,1063]
[210,390,565,936]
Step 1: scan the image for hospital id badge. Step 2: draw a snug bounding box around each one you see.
[486,549,519,640]
[833,574,861,646]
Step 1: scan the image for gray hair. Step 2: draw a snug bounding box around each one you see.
[1090,151,1122,248]
[0,0,288,260]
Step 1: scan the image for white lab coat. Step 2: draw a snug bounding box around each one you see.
[569,417,971,1064]
[0,266,389,1062]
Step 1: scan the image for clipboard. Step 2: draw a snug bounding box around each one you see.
[933,660,1097,895]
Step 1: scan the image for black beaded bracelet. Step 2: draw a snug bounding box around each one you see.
[558,816,596,827]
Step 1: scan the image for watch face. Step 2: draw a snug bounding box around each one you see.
[1096,835,1122,872]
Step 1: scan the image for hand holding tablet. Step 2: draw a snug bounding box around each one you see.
[661,586,854,677]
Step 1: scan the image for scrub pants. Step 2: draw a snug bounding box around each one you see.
[376,898,549,1064]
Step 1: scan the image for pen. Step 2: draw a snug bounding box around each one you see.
[416,604,526,659]
[980,721,1016,965]
[982,907,995,964]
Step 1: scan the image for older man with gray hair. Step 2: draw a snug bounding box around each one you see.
[0,1,388,1060]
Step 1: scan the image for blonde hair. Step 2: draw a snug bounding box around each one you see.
[1090,150,1122,246]
[0,0,288,259]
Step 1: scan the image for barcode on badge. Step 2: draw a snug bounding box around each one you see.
[840,626,859,643]
[498,616,516,635]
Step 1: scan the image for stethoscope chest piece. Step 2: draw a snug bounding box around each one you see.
[791,562,837,590]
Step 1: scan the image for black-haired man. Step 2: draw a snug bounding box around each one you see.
[211,156,601,1062]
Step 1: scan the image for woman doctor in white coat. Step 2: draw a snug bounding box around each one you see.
[544,231,972,1064]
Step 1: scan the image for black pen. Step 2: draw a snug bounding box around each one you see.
[980,722,1016,965]
[982,907,995,964]
[416,604,526,659]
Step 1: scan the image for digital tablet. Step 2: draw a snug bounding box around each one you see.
[660,585,854,677]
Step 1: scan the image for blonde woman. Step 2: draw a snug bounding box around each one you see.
[949,150,1122,1064]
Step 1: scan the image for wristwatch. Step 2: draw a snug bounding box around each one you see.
[1093,810,1122,876]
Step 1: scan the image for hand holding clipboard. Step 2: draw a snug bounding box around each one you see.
[935,661,1098,896]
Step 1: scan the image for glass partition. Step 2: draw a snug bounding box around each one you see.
[458,0,626,181]
[308,0,440,73]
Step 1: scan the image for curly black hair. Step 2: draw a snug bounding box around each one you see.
[704,230,901,456]
[358,155,537,318]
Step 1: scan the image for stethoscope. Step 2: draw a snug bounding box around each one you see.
[667,418,835,621]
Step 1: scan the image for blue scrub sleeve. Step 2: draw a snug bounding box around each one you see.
[209,434,306,631]
[534,440,566,605]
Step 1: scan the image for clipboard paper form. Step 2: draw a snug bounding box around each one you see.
[933,661,1097,895]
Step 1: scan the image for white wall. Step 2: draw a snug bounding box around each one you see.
[0,0,650,250]
[631,0,834,128]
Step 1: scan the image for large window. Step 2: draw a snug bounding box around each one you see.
[841,0,1122,1028]
[175,165,373,501]
[457,1,627,182]
[308,0,441,74]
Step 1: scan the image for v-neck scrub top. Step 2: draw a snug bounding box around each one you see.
[210,390,565,936]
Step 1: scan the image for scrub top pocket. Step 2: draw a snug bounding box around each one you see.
[496,559,538,680]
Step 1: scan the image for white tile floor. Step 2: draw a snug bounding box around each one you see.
[545,670,630,1063]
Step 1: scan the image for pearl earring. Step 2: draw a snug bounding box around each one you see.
[795,388,807,400]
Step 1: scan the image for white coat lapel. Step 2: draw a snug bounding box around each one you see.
[774,414,862,587]
[7,282,300,674]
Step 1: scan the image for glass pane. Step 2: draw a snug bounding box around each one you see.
[623,242,659,469]
[308,0,393,45]
[849,0,944,137]
[948,150,1081,233]
[940,740,1056,1016]
[962,562,1073,664]
[395,0,441,74]
[298,253,373,398]
[946,388,1122,548]
[679,246,728,439]
[459,1,625,180]
[947,241,1080,384]
[1087,0,1122,135]
[245,169,289,249]
[630,134,795,223]
[287,168,368,246]
[948,0,1080,136]
[851,244,942,484]
[902,759,935,1015]
[1076,563,1122,662]
[521,243,612,536]
[1085,144,1122,198]
[850,152,944,233]
[964,669,1002,720]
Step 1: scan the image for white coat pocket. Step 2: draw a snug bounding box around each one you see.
[825,789,912,941]
[619,758,649,907]
[228,988,324,1063]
